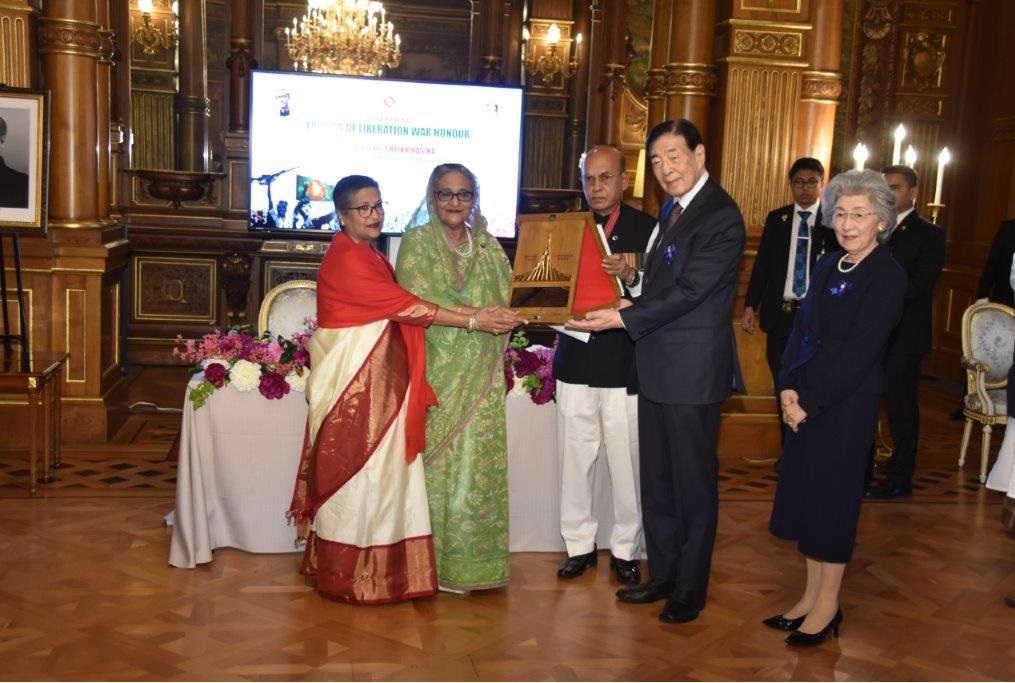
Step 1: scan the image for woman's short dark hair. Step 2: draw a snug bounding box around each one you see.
[823,169,898,244]
[332,174,379,211]
[646,119,703,153]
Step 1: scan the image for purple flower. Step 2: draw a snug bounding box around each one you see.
[513,348,542,376]
[258,372,291,400]
[204,362,228,388]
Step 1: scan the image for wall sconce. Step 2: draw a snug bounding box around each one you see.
[133,0,179,56]
[521,22,582,84]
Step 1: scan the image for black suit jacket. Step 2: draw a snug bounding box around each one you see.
[553,203,656,387]
[620,176,747,404]
[885,211,946,357]
[0,157,29,209]
[977,219,1015,307]
[780,247,907,417]
[745,204,837,337]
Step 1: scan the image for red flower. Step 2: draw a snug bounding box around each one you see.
[258,372,291,400]
[204,362,228,388]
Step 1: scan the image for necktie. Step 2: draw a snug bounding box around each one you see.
[650,201,683,254]
[791,210,811,297]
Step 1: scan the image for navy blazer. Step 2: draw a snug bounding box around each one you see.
[779,246,906,418]
[885,211,945,357]
[620,176,747,405]
[745,204,838,337]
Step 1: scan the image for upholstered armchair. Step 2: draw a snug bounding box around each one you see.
[959,301,1015,482]
[257,280,317,338]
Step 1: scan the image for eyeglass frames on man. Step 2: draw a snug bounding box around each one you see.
[791,178,821,189]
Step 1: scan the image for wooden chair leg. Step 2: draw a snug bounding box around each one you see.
[980,423,993,483]
[959,418,973,468]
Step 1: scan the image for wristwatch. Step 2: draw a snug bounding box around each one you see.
[625,269,641,288]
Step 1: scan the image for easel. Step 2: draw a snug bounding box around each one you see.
[0,231,29,370]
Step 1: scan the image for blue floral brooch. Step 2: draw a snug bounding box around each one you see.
[829,279,853,297]
[664,244,676,264]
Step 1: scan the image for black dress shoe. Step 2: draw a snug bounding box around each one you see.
[762,613,806,631]
[557,546,597,579]
[865,481,913,500]
[659,593,704,624]
[616,579,674,604]
[610,556,641,584]
[785,609,843,647]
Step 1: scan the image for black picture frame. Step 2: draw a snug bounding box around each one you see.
[0,86,49,234]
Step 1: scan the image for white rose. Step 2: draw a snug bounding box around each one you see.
[286,369,308,392]
[230,359,261,392]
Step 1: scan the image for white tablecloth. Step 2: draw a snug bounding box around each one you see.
[169,388,617,567]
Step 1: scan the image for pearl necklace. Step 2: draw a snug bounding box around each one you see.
[453,228,474,258]
[837,254,859,273]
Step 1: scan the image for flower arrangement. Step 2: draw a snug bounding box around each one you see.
[172,317,317,409]
[504,331,555,405]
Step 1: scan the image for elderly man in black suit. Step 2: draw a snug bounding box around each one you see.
[567,119,746,624]
[866,164,946,500]
[0,115,30,209]
[553,145,655,585]
[742,158,838,437]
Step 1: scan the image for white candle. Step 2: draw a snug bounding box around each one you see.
[852,143,869,170]
[934,147,951,204]
[892,124,906,165]
[904,145,917,167]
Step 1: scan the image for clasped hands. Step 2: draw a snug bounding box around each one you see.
[780,389,808,433]
[474,306,526,335]
[564,254,633,332]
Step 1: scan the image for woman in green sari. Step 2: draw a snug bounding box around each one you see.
[395,163,519,592]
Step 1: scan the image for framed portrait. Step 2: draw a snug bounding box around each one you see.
[509,212,622,324]
[0,87,49,233]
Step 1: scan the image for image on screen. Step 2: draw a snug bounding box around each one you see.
[248,70,524,237]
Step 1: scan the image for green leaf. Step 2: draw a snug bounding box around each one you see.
[189,380,217,409]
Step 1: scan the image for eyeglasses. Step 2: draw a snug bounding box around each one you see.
[791,178,821,189]
[434,190,475,203]
[582,172,618,186]
[340,201,386,217]
[831,209,878,223]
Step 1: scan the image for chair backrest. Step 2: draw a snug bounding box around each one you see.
[258,280,317,338]
[961,301,1015,387]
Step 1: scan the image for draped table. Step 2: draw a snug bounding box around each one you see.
[168,387,618,567]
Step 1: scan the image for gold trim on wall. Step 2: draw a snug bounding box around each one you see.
[133,256,217,322]
[65,288,87,383]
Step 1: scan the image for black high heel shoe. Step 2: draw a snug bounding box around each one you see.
[785,609,843,647]
[762,613,806,632]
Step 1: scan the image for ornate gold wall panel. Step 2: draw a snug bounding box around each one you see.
[740,0,802,11]
[101,281,120,379]
[132,256,216,323]
[720,66,801,230]
[64,288,87,384]
[263,260,321,293]
[130,91,176,171]
[0,9,34,87]
[523,94,568,188]
[662,62,717,97]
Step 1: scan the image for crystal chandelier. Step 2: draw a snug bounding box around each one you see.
[285,0,402,77]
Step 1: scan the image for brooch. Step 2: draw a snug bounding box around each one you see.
[781,214,789,222]
[664,244,676,264]
[829,279,853,297]
[610,234,619,241]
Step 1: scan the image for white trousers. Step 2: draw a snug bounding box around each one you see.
[556,380,643,560]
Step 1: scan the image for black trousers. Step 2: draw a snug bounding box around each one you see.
[638,398,721,601]
[883,352,924,486]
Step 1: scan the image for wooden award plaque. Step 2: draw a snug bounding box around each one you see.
[509,212,621,324]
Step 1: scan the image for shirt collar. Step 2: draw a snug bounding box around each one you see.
[674,170,710,210]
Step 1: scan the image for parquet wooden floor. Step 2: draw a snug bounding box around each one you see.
[1,371,1013,681]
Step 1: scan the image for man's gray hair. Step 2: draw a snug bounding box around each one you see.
[822,168,898,244]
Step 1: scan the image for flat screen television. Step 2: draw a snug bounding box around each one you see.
[248,70,524,238]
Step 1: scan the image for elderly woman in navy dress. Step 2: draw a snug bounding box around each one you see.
[766,169,906,646]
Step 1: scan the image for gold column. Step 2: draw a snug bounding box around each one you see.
[588,0,625,148]
[39,2,102,225]
[0,1,37,87]
[477,0,505,83]
[642,0,674,218]
[664,0,717,131]
[797,0,844,171]
[176,0,209,171]
[96,0,115,219]
[563,0,591,187]
[226,0,255,133]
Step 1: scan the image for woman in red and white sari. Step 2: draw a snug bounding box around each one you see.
[288,175,523,604]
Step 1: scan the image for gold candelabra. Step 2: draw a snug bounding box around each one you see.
[522,23,582,84]
[285,0,401,77]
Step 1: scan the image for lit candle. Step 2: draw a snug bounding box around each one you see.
[138,0,154,14]
[904,145,917,167]
[892,124,906,165]
[852,143,869,170]
[574,33,583,63]
[934,147,951,204]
